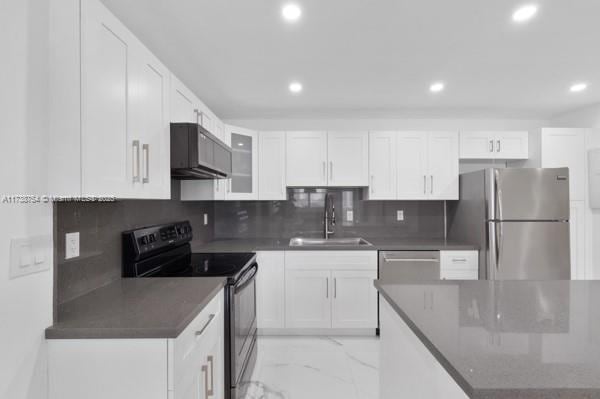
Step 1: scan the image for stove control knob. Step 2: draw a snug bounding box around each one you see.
[140,236,148,245]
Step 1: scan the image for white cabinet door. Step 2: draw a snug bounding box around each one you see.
[81,0,135,198]
[327,131,369,186]
[286,131,328,186]
[570,201,585,280]
[258,132,287,200]
[256,252,285,329]
[496,131,529,159]
[368,132,397,200]
[285,270,331,328]
[226,125,258,200]
[460,132,495,159]
[170,75,197,124]
[396,132,428,199]
[428,132,459,200]
[541,128,587,201]
[331,270,377,329]
[130,45,170,199]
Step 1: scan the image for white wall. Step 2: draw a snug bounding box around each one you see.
[0,1,53,398]
[551,103,600,128]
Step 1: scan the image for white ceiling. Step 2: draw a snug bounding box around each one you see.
[102,0,600,119]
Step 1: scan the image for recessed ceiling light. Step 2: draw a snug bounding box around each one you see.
[289,82,303,93]
[429,82,445,93]
[570,82,588,93]
[282,4,302,22]
[512,4,538,23]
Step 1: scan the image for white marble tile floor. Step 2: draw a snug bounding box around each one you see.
[242,336,380,399]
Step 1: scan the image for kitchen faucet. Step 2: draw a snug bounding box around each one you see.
[323,193,336,239]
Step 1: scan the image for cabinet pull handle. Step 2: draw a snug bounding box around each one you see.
[207,355,214,396]
[423,175,426,194]
[228,179,232,193]
[216,180,219,192]
[202,364,209,398]
[142,144,149,184]
[326,277,329,298]
[496,140,501,153]
[384,258,439,263]
[132,140,140,183]
[370,175,374,193]
[430,175,434,194]
[195,314,216,337]
[322,162,326,180]
[329,161,333,181]
[452,258,467,262]
[489,140,494,153]
[334,278,337,298]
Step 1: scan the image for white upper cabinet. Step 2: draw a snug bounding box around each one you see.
[428,132,459,200]
[368,132,397,200]
[286,131,368,187]
[286,131,328,186]
[541,128,586,201]
[226,125,258,200]
[258,132,287,200]
[460,131,529,159]
[327,132,369,186]
[129,44,170,199]
[170,75,197,124]
[396,132,429,200]
[80,0,134,198]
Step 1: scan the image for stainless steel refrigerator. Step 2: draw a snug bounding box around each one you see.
[448,168,571,280]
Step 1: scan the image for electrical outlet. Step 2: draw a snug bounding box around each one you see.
[65,232,80,259]
[396,210,405,221]
[204,213,209,225]
[346,210,354,222]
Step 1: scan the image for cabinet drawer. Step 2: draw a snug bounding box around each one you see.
[440,251,478,271]
[285,251,377,271]
[441,269,479,280]
[168,289,222,392]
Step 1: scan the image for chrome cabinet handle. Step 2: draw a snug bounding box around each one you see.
[370,175,374,193]
[489,140,494,153]
[142,144,149,183]
[228,179,232,193]
[202,364,209,398]
[430,175,434,194]
[334,278,337,298]
[383,258,440,263]
[329,161,333,181]
[326,277,329,298]
[207,355,214,396]
[216,180,219,192]
[195,314,216,338]
[496,140,501,153]
[194,108,204,126]
[423,175,426,194]
[452,258,467,263]
[132,140,140,183]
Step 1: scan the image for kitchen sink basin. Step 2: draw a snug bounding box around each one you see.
[288,237,373,247]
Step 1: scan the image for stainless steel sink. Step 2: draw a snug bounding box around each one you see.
[288,237,373,247]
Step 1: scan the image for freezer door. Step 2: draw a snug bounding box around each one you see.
[488,221,570,280]
[486,168,570,221]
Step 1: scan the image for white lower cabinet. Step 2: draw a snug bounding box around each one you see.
[331,270,378,328]
[256,252,285,329]
[440,251,479,280]
[284,251,378,330]
[48,290,224,399]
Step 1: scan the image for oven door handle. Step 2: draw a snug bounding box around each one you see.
[234,263,258,293]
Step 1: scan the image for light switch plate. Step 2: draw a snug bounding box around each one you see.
[65,232,80,259]
[204,213,208,225]
[10,235,51,279]
[396,210,404,221]
[346,210,354,222]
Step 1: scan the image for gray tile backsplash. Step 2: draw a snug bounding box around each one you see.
[214,188,445,240]
[54,181,214,307]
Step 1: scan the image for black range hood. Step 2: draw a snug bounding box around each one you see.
[170,123,232,180]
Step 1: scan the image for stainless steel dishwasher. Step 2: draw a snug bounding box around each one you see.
[379,251,441,281]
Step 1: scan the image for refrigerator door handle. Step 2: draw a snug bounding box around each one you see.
[488,222,500,279]
[494,169,503,221]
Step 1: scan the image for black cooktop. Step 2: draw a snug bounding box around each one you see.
[150,252,256,279]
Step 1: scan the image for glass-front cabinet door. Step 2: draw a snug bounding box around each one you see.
[226,125,258,200]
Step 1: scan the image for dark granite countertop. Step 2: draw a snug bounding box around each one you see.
[376,279,600,399]
[46,277,226,339]
[191,237,477,253]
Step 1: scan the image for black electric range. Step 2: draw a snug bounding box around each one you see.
[122,221,257,399]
